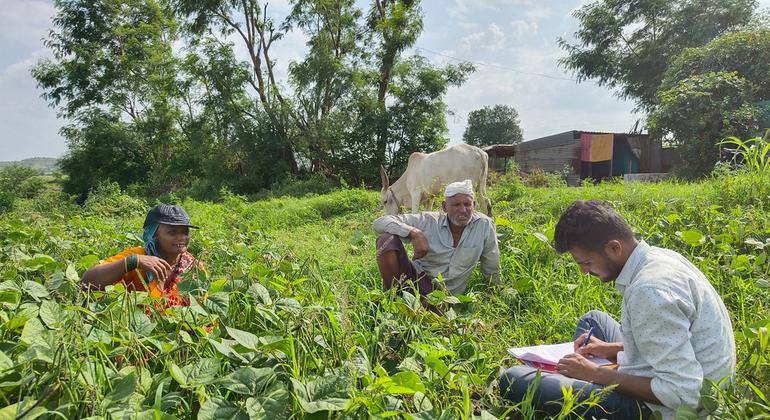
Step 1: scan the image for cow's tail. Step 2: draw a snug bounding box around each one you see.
[478,149,492,217]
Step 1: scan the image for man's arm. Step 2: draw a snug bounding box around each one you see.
[623,285,704,409]
[373,214,432,259]
[479,220,501,284]
[557,355,662,404]
[561,285,704,409]
[373,213,426,237]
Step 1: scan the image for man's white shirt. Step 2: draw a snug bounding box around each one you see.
[615,241,736,419]
[373,211,501,295]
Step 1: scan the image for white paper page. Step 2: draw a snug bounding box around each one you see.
[508,342,612,366]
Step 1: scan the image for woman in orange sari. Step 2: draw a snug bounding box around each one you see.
[81,203,204,307]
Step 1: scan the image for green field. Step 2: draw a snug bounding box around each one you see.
[0,168,768,419]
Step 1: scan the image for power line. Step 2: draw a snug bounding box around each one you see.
[415,46,600,84]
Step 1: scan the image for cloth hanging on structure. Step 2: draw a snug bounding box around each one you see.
[580,133,614,162]
[626,136,644,160]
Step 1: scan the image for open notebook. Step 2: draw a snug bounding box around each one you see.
[508,342,613,372]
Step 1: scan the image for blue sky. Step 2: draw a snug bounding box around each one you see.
[1,0,768,161]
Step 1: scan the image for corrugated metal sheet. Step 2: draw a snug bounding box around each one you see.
[516,142,580,173]
[516,131,578,152]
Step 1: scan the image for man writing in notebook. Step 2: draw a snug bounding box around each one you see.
[500,200,736,419]
[373,179,501,303]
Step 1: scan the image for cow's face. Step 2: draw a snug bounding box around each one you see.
[381,187,400,215]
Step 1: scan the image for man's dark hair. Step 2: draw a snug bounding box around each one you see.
[553,200,634,254]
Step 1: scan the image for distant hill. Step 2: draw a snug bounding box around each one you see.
[0,157,60,173]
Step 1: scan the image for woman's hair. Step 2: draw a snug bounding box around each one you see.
[553,200,634,254]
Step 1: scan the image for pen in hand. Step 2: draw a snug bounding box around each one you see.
[582,327,594,349]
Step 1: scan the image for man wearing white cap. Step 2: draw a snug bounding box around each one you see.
[373,179,501,300]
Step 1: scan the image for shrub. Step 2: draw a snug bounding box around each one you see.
[0,191,13,213]
[523,169,567,188]
[710,135,770,209]
[309,188,379,219]
[83,181,147,217]
[267,173,336,198]
[489,162,523,203]
[0,165,45,199]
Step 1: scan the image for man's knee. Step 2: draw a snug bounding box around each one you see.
[499,366,537,400]
[376,233,403,256]
[376,232,396,247]
[578,309,609,326]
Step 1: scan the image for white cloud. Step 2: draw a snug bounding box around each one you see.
[525,6,552,21]
[458,23,507,53]
[452,0,533,15]
[447,0,534,27]
[510,19,538,42]
[0,0,55,48]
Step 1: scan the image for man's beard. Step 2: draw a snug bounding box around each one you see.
[598,257,624,283]
[448,213,471,227]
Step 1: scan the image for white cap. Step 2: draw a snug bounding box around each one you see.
[444,179,474,199]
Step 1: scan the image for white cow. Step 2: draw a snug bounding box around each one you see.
[380,143,492,216]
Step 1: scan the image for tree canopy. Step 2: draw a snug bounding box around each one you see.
[462,104,523,147]
[650,28,770,177]
[33,0,472,196]
[558,0,756,112]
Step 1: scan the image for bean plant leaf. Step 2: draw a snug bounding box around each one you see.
[169,358,220,389]
[245,383,291,418]
[0,290,21,310]
[128,311,156,336]
[0,399,46,420]
[424,356,450,377]
[22,280,50,301]
[207,338,248,363]
[133,410,179,420]
[226,327,260,351]
[0,351,13,373]
[249,283,273,305]
[119,366,152,395]
[19,343,53,364]
[168,362,188,388]
[674,405,699,420]
[218,367,276,395]
[105,373,138,404]
[291,375,351,413]
[20,317,48,346]
[39,300,68,330]
[412,392,433,412]
[374,371,426,395]
[678,229,705,246]
[207,279,228,294]
[197,397,249,420]
[202,292,229,317]
[22,254,57,271]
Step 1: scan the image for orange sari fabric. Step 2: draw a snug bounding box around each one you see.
[102,247,203,307]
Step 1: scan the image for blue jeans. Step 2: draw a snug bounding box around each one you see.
[499,310,653,419]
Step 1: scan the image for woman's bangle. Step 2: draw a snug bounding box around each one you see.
[125,254,138,272]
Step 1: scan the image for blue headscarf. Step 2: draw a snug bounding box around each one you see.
[143,223,160,281]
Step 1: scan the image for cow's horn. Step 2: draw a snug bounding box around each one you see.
[380,165,390,189]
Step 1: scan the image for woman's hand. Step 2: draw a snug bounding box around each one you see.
[137,255,173,287]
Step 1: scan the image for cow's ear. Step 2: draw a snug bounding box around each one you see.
[380,165,390,189]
